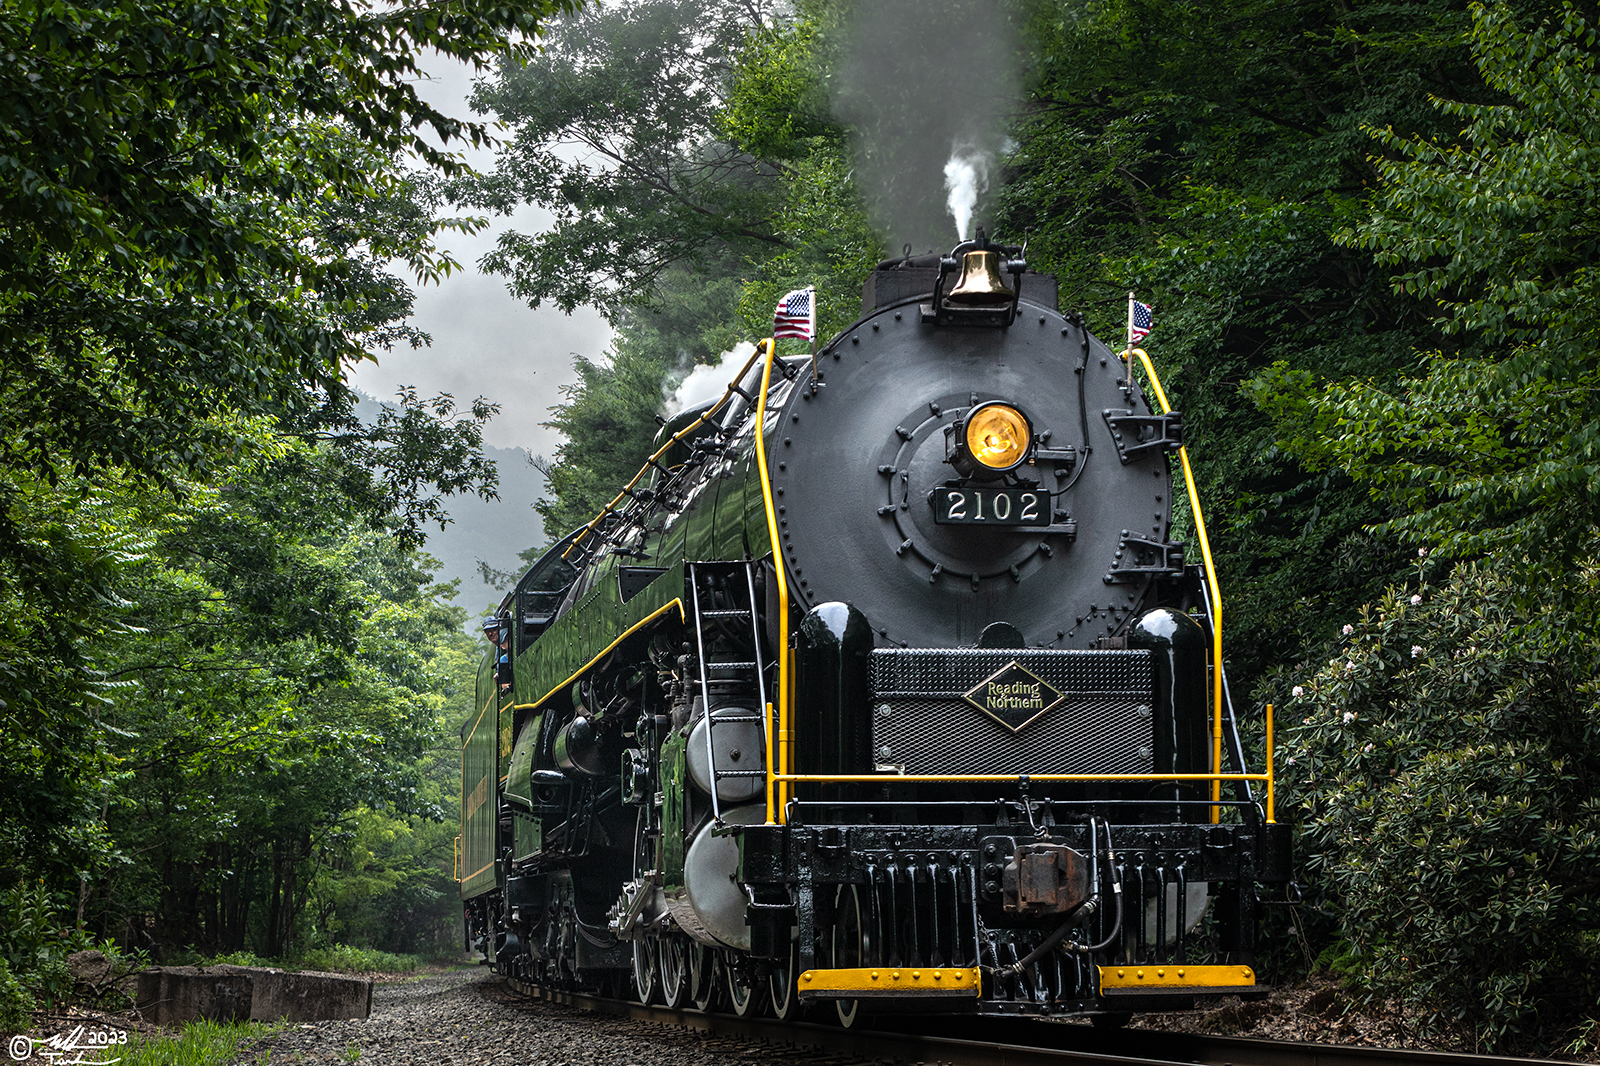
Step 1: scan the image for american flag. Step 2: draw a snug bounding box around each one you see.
[1130,300,1154,344]
[773,287,815,340]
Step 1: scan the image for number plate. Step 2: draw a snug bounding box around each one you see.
[931,487,1048,526]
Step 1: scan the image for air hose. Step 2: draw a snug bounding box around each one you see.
[1004,817,1124,975]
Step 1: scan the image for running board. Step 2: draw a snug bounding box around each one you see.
[1098,963,1255,995]
[797,966,982,998]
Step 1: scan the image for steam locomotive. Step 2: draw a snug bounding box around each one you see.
[458,235,1292,1024]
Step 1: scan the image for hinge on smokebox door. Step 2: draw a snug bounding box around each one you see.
[1102,409,1184,463]
[1104,531,1185,584]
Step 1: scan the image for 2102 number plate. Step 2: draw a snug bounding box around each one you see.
[931,487,1048,526]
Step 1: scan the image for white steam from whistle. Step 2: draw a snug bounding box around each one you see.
[944,143,992,241]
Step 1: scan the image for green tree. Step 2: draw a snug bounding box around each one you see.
[463,0,787,317]
[1258,4,1600,1049]
[0,0,572,886]
[1261,0,1600,572]
[75,438,472,957]
[0,0,572,487]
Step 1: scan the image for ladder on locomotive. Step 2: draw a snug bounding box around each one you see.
[687,562,771,823]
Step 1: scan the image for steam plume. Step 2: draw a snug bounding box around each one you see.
[663,342,757,418]
[944,143,991,241]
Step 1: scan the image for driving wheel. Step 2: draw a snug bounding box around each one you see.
[831,884,868,1028]
[658,935,690,1008]
[689,942,718,1011]
[632,939,659,1004]
[769,938,799,1020]
[724,949,760,1017]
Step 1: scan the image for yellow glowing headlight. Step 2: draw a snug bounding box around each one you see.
[964,403,1031,471]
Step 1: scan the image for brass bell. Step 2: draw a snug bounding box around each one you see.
[945,250,1014,306]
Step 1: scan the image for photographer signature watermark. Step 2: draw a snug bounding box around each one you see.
[9,1026,126,1065]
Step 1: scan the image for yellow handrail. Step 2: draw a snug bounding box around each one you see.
[752,339,790,825]
[563,344,771,561]
[1127,347,1225,823]
[1265,703,1276,824]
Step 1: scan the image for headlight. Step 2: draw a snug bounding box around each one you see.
[964,403,1031,472]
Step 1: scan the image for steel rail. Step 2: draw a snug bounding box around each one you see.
[500,976,1552,1066]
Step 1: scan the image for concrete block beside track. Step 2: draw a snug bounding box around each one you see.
[250,969,372,1022]
[136,965,372,1024]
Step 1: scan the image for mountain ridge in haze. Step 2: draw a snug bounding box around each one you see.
[353,391,548,622]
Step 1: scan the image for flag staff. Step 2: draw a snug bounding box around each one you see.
[1125,289,1137,392]
[807,286,819,393]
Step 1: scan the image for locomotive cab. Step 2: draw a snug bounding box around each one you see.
[513,527,584,643]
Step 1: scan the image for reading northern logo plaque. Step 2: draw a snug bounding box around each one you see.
[963,661,1065,733]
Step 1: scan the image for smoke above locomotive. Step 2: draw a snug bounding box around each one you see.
[459,235,1291,1024]
[832,0,1019,249]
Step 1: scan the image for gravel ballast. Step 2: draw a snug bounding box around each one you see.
[230,969,881,1066]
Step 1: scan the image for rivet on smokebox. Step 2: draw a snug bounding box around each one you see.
[871,971,880,980]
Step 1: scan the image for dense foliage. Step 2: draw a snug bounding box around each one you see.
[1284,559,1600,1051]
[1261,1,1600,572]
[0,0,574,1006]
[1253,4,1600,1052]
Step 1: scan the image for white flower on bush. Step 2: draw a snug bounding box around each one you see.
[1411,645,1423,659]
[1345,660,1356,672]
[1285,756,1296,765]
[1292,685,1304,698]
[1342,623,1354,636]
[1342,711,1356,724]
[1411,594,1423,606]
[1362,743,1374,753]
[1418,547,1428,557]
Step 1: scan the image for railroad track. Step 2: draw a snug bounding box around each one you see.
[499,976,1554,1066]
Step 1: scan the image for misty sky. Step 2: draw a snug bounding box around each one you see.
[350,55,614,458]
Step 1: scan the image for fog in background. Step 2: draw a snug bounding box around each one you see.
[355,54,612,614]
[834,0,1022,251]
[351,55,613,460]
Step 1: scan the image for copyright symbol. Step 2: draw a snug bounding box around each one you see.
[9,1036,32,1061]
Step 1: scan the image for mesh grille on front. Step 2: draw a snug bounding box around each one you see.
[870,648,1155,776]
